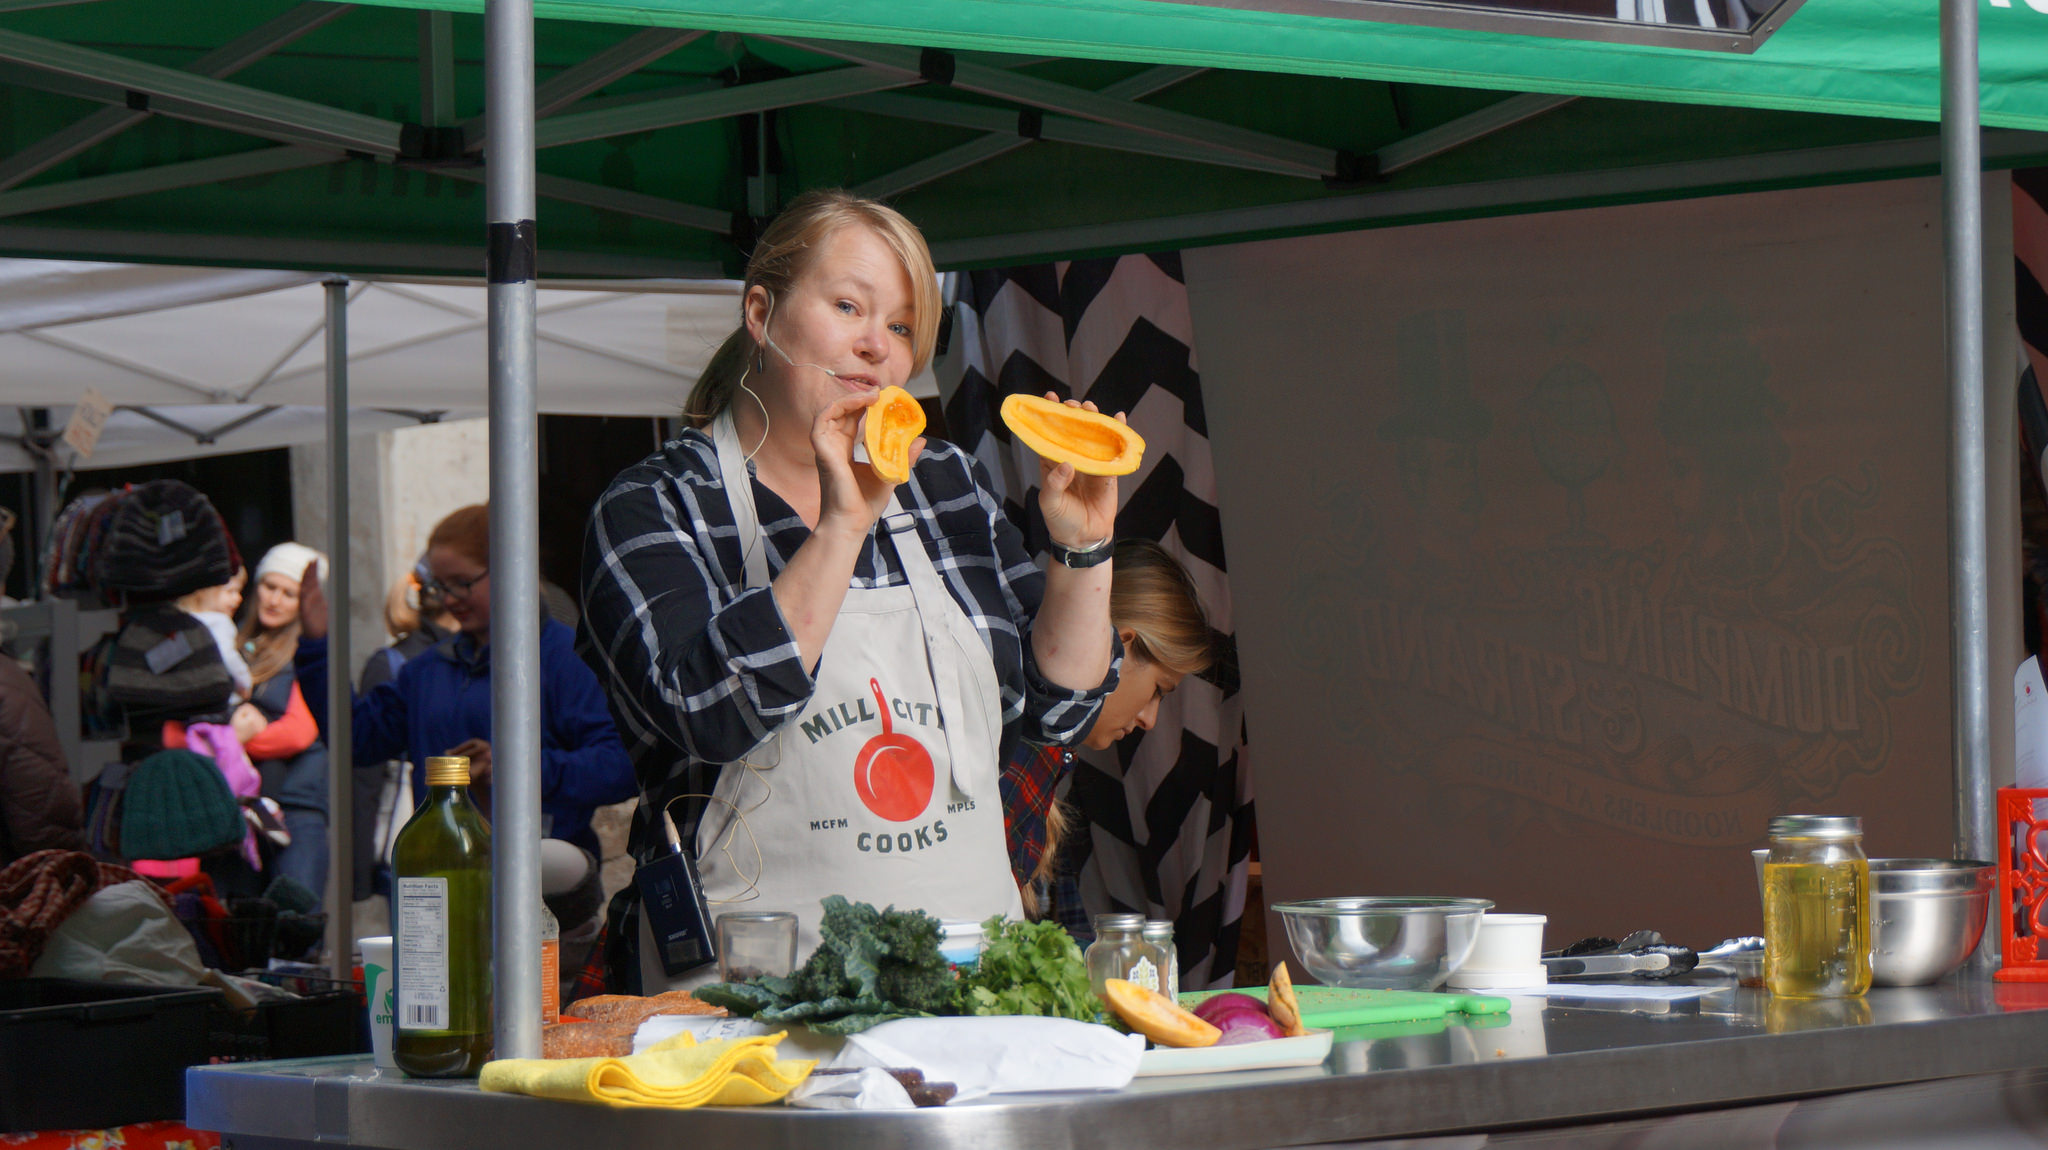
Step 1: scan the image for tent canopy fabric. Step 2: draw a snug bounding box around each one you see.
[0,262,737,412]
[0,403,431,471]
[379,0,2048,129]
[0,257,944,471]
[0,2,2033,276]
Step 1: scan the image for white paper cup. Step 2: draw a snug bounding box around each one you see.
[1448,913,1547,990]
[360,935,396,1069]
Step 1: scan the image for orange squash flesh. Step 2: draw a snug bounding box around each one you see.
[1102,978,1220,1048]
[1267,962,1310,1038]
[863,386,926,483]
[1000,393,1144,477]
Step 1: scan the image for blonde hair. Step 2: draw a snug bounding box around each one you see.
[684,189,942,427]
[1027,540,1215,915]
[1109,539,1215,677]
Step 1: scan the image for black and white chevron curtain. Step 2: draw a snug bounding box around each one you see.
[941,253,1255,989]
[2021,169,2047,428]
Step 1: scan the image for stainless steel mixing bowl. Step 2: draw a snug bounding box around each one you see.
[1867,859,1995,986]
[1273,897,1494,990]
[1749,851,1994,986]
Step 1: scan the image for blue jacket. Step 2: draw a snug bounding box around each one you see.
[296,621,637,856]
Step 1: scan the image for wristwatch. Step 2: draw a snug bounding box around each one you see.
[1049,536,1114,569]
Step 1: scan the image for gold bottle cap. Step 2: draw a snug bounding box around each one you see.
[425,756,471,787]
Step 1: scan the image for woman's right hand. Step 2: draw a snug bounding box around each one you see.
[811,391,923,540]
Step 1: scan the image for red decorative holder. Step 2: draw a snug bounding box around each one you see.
[1996,787,2048,982]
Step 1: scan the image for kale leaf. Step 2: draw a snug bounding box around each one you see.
[697,896,959,1034]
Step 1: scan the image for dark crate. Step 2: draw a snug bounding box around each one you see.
[0,978,222,1133]
[208,991,367,1062]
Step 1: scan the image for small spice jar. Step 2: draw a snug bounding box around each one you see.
[1086,913,1167,997]
[1762,814,1871,999]
[1142,919,1179,1000]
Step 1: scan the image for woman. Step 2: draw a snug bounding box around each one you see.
[347,564,460,905]
[583,189,1121,990]
[296,504,637,864]
[1002,539,1216,930]
[233,542,332,905]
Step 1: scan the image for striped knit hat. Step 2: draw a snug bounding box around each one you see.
[94,480,240,601]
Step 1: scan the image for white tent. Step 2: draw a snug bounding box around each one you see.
[0,259,941,470]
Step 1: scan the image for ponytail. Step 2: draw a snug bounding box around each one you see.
[683,327,759,429]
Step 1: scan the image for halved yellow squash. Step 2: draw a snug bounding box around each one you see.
[1000,393,1145,477]
[1102,978,1220,1048]
[864,385,926,483]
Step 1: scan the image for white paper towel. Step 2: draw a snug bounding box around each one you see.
[830,1016,1146,1102]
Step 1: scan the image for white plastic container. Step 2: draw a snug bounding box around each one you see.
[1446,912,1547,990]
[939,919,987,969]
[358,935,397,1069]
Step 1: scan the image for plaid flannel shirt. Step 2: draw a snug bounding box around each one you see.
[582,428,1117,867]
[1000,743,1070,886]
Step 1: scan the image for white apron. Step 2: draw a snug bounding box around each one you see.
[640,413,1023,990]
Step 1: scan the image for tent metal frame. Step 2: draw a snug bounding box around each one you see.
[0,0,350,191]
[0,15,1578,250]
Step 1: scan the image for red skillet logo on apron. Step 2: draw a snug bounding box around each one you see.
[854,676,935,821]
[795,673,959,852]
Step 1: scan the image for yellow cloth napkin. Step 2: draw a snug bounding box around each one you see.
[479,1030,815,1109]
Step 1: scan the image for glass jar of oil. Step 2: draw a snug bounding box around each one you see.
[1762,815,1870,999]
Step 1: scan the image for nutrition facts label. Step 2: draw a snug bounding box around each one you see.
[397,877,450,1031]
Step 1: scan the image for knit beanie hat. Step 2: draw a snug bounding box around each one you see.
[95,480,241,601]
[255,542,328,588]
[120,749,244,861]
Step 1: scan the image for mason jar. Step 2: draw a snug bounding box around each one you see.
[1086,913,1167,997]
[1142,919,1179,1000]
[1762,814,1871,998]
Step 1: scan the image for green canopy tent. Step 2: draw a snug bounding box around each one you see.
[0,0,2014,1046]
[0,0,2034,272]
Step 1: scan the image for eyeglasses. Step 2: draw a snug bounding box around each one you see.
[421,569,489,599]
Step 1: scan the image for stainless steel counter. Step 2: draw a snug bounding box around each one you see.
[187,973,2048,1150]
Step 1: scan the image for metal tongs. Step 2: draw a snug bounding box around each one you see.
[1541,930,1699,980]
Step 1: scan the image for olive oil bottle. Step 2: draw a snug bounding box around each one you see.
[393,755,493,1077]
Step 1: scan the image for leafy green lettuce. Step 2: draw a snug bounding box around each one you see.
[954,916,1100,1021]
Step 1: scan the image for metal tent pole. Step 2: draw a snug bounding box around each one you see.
[28,408,53,594]
[486,0,542,1062]
[323,276,354,981]
[1942,0,1993,871]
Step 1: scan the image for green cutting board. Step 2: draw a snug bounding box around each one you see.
[1179,985,1510,1029]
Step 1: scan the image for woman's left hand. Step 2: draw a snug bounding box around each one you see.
[1035,393,1122,548]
